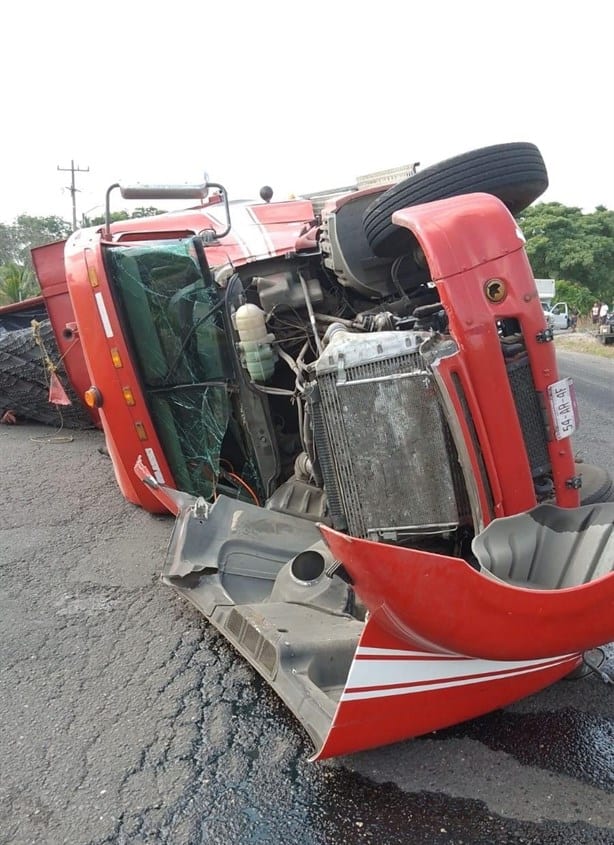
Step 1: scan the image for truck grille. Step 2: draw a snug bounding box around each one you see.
[505,353,551,478]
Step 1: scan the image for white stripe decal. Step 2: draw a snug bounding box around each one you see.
[94,291,114,338]
[357,647,464,659]
[207,203,273,260]
[348,653,573,688]
[145,448,165,484]
[341,657,575,702]
[246,205,276,255]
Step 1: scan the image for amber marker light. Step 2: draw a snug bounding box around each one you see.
[134,422,148,441]
[110,347,123,368]
[84,386,103,408]
[87,266,99,287]
[122,387,136,406]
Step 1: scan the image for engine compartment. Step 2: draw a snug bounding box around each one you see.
[215,246,482,561]
[103,192,560,558]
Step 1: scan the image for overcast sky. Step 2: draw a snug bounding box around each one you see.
[1,0,612,224]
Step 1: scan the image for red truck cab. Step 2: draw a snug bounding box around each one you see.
[8,148,614,759]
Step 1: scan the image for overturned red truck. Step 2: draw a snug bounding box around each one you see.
[3,142,613,759]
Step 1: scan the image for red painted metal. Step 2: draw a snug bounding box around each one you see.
[320,524,614,661]
[61,197,317,511]
[44,192,580,518]
[63,231,173,511]
[133,456,182,516]
[108,198,315,264]
[315,614,580,760]
[392,193,579,517]
[0,294,46,315]
[30,241,100,426]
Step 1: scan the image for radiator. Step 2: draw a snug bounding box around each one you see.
[309,329,461,541]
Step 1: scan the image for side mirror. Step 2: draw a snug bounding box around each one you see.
[104,181,208,235]
[119,183,209,201]
[103,181,231,240]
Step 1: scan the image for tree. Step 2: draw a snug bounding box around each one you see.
[0,215,72,271]
[85,207,167,226]
[0,208,168,297]
[131,206,167,219]
[517,203,614,302]
[0,263,40,305]
[83,210,130,227]
[553,280,595,315]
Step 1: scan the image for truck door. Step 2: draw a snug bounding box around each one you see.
[549,302,569,330]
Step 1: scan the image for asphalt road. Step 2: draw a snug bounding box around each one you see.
[0,347,612,845]
[555,348,614,469]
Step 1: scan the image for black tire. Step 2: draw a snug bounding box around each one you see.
[578,462,613,505]
[363,142,549,257]
[0,320,94,428]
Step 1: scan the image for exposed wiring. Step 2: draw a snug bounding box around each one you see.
[297,340,310,368]
[276,348,299,376]
[221,470,261,505]
[299,273,323,354]
[271,333,308,347]
[250,383,296,397]
[277,347,306,393]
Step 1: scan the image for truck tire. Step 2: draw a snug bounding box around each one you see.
[0,320,94,428]
[578,462,614,505]
[363,142,549,258]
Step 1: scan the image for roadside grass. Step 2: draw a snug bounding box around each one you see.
[555,329,614,359]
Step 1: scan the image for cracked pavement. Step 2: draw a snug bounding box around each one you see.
[0,414,612,845]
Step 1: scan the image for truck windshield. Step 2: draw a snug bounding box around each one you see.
[105,238,251,500]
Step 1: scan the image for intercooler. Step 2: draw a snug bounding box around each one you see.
[308,329,464,541]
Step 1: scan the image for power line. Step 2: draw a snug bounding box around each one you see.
[57,160,90,230]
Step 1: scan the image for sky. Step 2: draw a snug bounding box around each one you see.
[1,0,613,225]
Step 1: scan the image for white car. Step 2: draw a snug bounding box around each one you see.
[542,302,570,330]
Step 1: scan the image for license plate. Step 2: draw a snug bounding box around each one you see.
[547,377,578,440]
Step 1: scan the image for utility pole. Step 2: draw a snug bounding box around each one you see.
[57,160,90,230]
